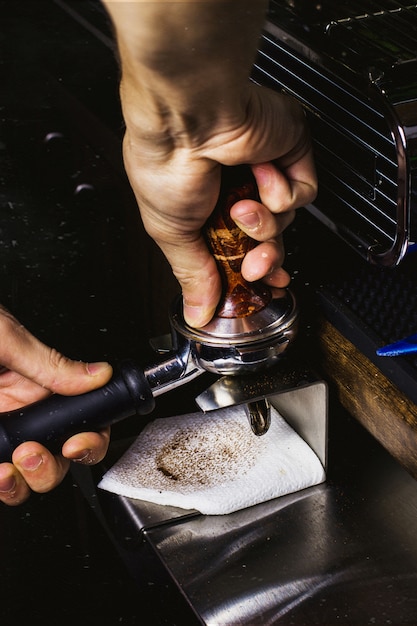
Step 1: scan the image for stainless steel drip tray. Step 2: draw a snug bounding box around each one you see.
[147,475,417,626]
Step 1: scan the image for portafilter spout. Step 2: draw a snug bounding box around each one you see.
[170,165,299,433]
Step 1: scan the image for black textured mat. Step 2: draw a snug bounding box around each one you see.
[287,210,417,406]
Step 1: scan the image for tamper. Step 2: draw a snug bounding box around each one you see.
[170,165,298,376]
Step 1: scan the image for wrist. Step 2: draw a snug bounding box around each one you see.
[119,74,250,153]
[103,0,268,151]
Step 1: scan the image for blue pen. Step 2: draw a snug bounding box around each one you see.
[377,333,417,357]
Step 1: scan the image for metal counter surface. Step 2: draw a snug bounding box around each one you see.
[88,405,417,625]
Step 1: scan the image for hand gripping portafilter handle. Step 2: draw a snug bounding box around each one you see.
[0,362,154,463]
[205,165,272,318]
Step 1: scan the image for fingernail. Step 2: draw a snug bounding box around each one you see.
[19,453,43,472]
[71,449,92,463]
[183,305,205,328]
[235,212,260,230]
[0,475,16,493]
[183,303,213,328]
[86,361,111,377]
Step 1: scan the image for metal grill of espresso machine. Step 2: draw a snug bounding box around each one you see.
[255,0,417,267]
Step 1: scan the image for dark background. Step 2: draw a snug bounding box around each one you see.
[2,2,417,625]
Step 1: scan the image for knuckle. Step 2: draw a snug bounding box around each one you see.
[28,466,65,494]
[0,308,24,343]
[47,348,70,372]
[41,349,75,392]
[46,346,62,367]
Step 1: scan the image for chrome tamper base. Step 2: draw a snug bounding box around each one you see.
[170,289,299,375]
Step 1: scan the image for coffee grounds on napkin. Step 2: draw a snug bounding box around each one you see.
[99,405,325,515]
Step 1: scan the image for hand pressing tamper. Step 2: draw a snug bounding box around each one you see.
[0,166,298,461]
[170,165,299,433]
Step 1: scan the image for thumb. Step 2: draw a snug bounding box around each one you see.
[0,308,113,395]
[165,237,222,328]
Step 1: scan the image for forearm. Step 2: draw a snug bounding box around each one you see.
[101,0,268,148]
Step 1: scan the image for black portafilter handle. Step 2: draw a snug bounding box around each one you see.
[0,361,154,463]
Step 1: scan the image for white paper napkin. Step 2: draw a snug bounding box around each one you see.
[98,405,325,515]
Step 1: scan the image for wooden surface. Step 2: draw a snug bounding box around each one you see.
[317,317,417,480]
